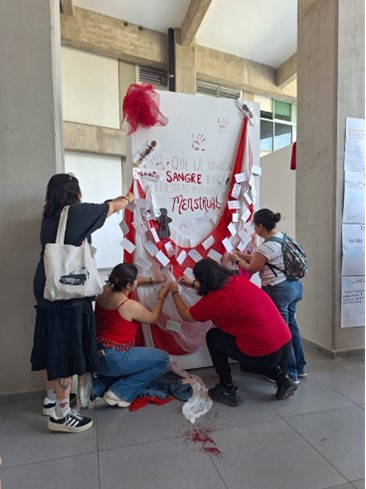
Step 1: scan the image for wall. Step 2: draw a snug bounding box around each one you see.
[0,0,64,394]
[260,145,296,238]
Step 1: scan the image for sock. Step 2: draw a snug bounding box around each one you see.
[55,398,70,418]
[46,389,56,401]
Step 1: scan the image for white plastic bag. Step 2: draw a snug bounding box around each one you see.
[181,376,213,424]
[168,357,213,423]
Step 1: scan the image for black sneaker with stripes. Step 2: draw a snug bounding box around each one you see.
[47,409,93,433]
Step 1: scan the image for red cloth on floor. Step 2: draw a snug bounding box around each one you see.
[129,396,174,412]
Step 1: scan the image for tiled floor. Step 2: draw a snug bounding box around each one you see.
[0,344,364,489]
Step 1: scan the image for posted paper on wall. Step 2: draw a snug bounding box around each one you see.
[343,171,365,224]
[341,276,365,327]
[344,117,365,173]
[341,224,365,276]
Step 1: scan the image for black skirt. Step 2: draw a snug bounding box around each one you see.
[31,300,99,380]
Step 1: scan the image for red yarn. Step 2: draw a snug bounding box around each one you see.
[122,83,169,135]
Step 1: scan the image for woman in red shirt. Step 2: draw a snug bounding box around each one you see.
[78,263,170,408]
[169,259,298,406]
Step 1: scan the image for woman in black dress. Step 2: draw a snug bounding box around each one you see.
[31,173,133,433]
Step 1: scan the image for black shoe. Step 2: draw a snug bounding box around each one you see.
[275,373,298,400]
[208,384,240,407]
[48,409,93,433]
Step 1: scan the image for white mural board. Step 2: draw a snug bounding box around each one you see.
[125,91,260,368]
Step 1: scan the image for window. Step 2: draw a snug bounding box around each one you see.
[255,95,297,153]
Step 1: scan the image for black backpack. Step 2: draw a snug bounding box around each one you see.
[265,233,308,281]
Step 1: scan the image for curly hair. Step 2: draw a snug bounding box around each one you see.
[43,173,81,217]
[107,263,138,291]
[193,259,233,296]
[253,208,281,231]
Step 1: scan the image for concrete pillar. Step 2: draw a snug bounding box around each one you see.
[175,30,197,94]
[0,0,64,393]
[297,0,365,355]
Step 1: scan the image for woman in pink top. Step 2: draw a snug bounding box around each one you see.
[169,259,298,407]
[78,263,170,408]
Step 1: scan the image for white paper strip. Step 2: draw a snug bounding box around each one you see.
[164,241,175,257]
[119,220,129,235]
[120,237,136,254]
[144,240,159,257]
[165,320,181,332]
[243,191,253,206]
[188,249,203,263]
[183,267,195,279]
[155,250,170,267]
[228,222,237,237]
[202,235,215,250]
[241,207,251,224]
[207,249,223,262]
[231,183,241,199]
[228,200,241,210]
[235,172,247,183]
[177,250,187,265]
[150,226,160,243]
[222,237,233,252]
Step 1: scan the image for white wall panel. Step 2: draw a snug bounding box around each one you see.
[65,151,124,269]
[61,46,120,128]
[260,144,296,238]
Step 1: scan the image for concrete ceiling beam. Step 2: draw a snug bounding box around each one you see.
[180,0,212,46]
[276,53,297,88]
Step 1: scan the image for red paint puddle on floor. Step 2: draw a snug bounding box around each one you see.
[180,426,222,457]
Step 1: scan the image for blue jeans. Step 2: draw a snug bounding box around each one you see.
[93,345,170,402]
[262,280,306,380]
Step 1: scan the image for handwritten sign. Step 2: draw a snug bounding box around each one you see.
[341,276,365,327]
[342,224,365,276]
[343,171,365,224]
[129,92,258,248]
[344,117,365,173]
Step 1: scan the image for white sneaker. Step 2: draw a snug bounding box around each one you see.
[103,390,131,408]
[78,372,93,408]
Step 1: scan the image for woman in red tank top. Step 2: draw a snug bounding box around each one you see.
[78,263,170,408]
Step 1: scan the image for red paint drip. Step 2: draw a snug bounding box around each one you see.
[181,427,222,457]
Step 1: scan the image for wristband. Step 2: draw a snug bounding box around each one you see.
[172,290,179,297]
[157,297,164,302]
